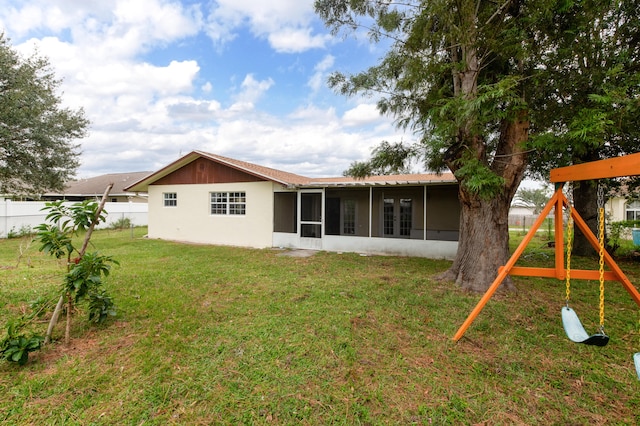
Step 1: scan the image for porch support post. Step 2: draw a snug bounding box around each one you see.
[423,186,427,240]
[321,188,325,238]
[368,187,372,238]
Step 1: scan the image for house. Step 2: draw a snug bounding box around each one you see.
[125,151,461,259]
[606,191,640,223]
[43,171,152,202]
[508,186,639,236]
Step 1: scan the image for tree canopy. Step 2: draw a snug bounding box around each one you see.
[0,34,88,196]
[525,0,640,254]
[314,0,639,291]
[315,0,545,290]
[527,0,640,177]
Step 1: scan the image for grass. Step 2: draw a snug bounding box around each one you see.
[1,227,639,424]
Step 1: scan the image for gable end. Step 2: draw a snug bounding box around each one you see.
[152,157,265,185]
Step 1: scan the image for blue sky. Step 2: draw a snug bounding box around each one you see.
[1,0,409,178]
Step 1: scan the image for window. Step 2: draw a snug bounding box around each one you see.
[626,200,640,221]
[210,192,227,214]
[164,192,177,207]
[229,192,246,215]
[343,199,356,235]
[211,191,246,215]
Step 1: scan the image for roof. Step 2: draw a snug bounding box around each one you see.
[125,150,456,192]
[308,174,456,187]
[45,171,152,197]
[199,151,312,186]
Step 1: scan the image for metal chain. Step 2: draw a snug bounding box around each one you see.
[597,183,605,211]
[565,185,573,305]
[565,207,573,305]
[597,183,606,332]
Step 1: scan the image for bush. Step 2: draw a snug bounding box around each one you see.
[109,217,133,230]
[7,225,33,239]
[0,319,43,366]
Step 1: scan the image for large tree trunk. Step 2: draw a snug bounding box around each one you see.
[570,147,601,256]
[441,15,529,292]
[439,188,516,292]
[438,112,529,292]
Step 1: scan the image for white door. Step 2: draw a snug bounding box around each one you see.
[299,192,323,249]
[383,197,412,238]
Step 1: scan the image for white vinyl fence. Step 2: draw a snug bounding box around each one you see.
[0,200,148,238]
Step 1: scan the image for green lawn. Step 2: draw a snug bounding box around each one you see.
[1,228,639,424]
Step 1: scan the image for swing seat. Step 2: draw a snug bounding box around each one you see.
[561,307,609,347]
[634,353,640,380]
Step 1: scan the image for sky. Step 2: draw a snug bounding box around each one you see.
[0,0,417,179]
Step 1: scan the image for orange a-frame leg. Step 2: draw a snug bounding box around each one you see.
[569,201,640,306]
[452,188,563,341]
[452,187,640,341]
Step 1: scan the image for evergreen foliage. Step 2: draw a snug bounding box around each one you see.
[0,34,89,196]
[314,0,640,290]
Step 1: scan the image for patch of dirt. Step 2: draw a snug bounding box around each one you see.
[275,249,318,258]
[29,320,135,373]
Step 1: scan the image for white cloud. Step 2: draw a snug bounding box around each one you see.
[231,74,274,107]
[268,27,332,53]
[342,103,382,127]
[111,0,202,47]
[204,0,326,52]
[307,54,335,93]
[288,104,339,125]
[1,1,411,180]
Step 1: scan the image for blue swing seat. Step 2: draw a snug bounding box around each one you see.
[634,353,640,380]
[561,306,609,347]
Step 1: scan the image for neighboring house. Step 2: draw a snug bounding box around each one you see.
[43,172,151,202]
[606,194,640,223]
[509,204,536,217]
[509,189,639,232]
[125,151,461,259]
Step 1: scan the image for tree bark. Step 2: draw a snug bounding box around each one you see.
[438,189,516,292]
[438,112,529,292]
[65,292,72,346]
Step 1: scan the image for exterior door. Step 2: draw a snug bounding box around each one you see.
[383,197,412,238]
[299,192,323,249]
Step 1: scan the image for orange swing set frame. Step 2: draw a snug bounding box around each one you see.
[453,152,640,341]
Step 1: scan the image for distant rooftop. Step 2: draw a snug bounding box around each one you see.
[44,171,152,197]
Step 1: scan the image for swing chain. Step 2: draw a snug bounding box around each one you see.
[565,204,573,306]
[597,183,606,331]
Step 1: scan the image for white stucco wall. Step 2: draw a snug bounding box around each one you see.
[147,181,275,248]
[272,234,458,260]
[322,235,458,260]
[607,196,626,222]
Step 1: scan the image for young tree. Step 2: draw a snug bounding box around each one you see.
[0,34,89,196]
[36,184,117,345]
[316,0,546,291]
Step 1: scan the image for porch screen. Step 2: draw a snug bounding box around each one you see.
[273,192,297,233]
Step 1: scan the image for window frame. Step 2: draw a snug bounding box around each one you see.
[626,200,640,221]
[163,192,177,207]
[210,191,246,216]
[342,199,357,235]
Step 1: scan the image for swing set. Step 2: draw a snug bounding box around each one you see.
[452,153,640,378]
